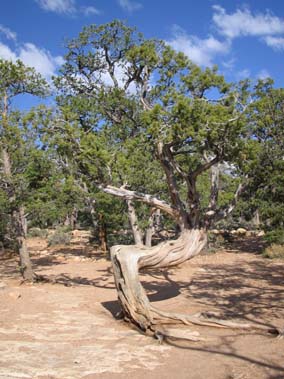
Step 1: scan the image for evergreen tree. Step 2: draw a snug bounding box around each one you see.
[0,59,48,280]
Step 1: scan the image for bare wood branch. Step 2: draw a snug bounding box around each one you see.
[99,184,178,220]
[103,46,119,88]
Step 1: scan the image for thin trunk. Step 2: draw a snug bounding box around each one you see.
[205,163,220,228]
[209,163,220,210]
[86,197,97,229]
[70,207,78,230]
[252,209,260,227]
[13,207,34,281]
[98,212,108,253]
[145,208,160,247]
[2,148,12,177]
[126,199,144,246]
[157,142,188,229]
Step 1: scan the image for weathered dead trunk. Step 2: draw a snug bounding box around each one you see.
[13,207,34,281]
[111,228,207,333]
[126,199,144,246]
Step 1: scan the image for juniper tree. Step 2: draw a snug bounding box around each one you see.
[51,21,281,338]
[0,59,48,280]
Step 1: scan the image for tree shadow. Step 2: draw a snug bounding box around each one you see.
[0,256,20,279]
[226,236,266,254]
[165,335,284,378]
[183,258,284,327]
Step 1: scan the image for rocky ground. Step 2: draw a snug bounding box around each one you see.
[0,233,284,379]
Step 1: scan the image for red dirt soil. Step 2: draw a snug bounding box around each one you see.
[0,234,284,379]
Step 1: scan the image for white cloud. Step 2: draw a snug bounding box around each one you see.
[36,0,101,17]
[0,42,17,61]
[221,57,235,71]
[0,24,17,41]
[81,6,101,16]
[257,69,271,79]
[236,68,251,80]
[167,26,230,67]
[18,43,63,79]
[0,40,63,80]
[264,36,284,51]
[35,0,76,14]
[213,5,284,39]
[118,0,142,12]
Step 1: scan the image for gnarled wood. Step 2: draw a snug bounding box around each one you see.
[111,229,207,334]
[111,228,281,340]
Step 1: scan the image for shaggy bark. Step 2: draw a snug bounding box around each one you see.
[111,229,207,334]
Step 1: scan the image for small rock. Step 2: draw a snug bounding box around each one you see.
[236,228,247,235]
[56,256,66,262]
[257,230,265,237]
[73,256,81,262]
[211,229,220,235]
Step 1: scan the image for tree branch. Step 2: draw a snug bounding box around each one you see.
[207,180,248,222]
[98,184,178,221]
[191,155,219,180]
[156,142,188,227]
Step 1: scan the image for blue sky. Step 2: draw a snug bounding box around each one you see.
[1,0,284,94]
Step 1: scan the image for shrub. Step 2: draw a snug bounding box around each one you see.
[263,244,284,259]
[206,232,226,253]
[264,229,284,245]
[47,229,72,246]
[28,228,48,238]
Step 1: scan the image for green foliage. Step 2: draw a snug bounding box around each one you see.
[264,229,284,245]
[0,59,49,104]
[232,80,284,229]
[2,23,284,243]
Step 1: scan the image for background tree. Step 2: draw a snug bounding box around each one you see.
[247,80,284,237]
[0,59,48,280]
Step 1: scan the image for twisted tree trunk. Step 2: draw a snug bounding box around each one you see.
[111,228,207,333]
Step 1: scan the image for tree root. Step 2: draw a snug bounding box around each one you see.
[149,306,282,337]
[153,327,205,343]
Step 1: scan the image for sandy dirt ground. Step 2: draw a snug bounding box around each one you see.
[0,234,284,379]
